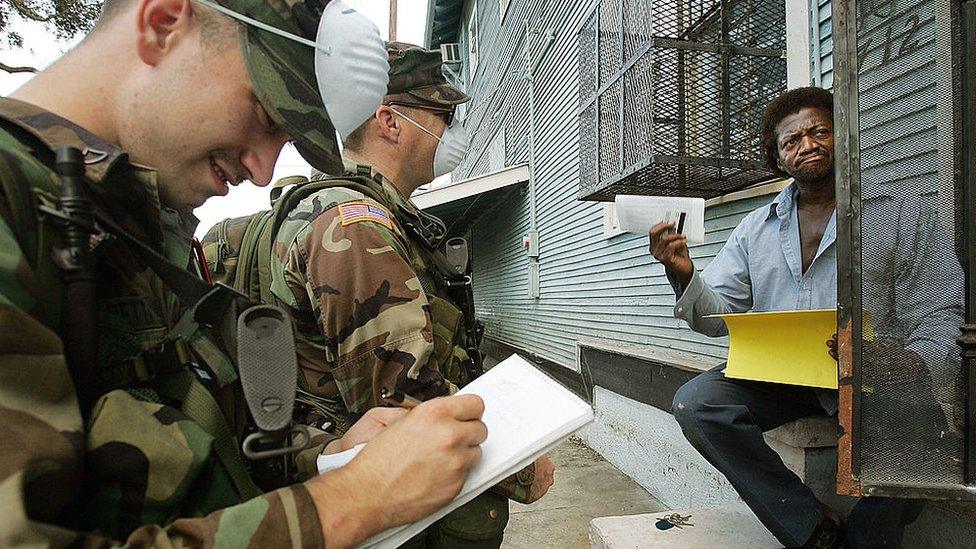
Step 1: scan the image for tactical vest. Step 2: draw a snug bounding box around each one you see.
[0,108,301,539]
[203,169,483,390]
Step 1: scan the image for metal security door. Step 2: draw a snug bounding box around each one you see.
[835,0,976,499]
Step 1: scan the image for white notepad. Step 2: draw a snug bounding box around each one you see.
[324,354,594,548]
[614,195,706,245]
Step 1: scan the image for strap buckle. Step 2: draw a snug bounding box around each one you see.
[130,338,193,383]
[445,274,472,287]
[242,425,311,460]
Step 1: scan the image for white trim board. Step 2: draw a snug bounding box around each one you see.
[704,178,791,208]
[412,163,530,209]
[785,0,814,87]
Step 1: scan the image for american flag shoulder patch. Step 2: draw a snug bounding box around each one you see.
[337,201,394,230]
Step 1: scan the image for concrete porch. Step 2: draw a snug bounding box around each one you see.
[502,437,666,548]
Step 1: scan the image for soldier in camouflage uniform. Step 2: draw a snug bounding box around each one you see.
[225,42,555,547]
[0,1,489,547]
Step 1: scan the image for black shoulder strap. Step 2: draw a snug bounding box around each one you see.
[0,112,215,310]
[94,207,214,305]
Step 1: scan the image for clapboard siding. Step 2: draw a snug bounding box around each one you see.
[857,1,942,195]
[456,0,791,368]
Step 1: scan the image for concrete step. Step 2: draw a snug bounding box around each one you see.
[589,507,780,548]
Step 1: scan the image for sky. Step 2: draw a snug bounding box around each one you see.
[0,0,432,237]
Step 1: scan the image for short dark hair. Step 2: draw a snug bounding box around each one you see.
[759,87,833,176]
[343,104,432,154]
[343,121,369,153]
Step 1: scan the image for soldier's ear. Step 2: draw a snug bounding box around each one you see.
[135,0,193,66]
[375,106,401,144]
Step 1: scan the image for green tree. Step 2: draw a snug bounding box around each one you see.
[1,0,102,73]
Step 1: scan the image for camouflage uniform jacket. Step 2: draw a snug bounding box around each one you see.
[0,97,323,547]
[270,159,469,415]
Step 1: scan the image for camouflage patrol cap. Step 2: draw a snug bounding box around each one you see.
[385,41,471,107]
[215,0,343,174]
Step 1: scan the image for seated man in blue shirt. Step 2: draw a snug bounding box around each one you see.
[651,87,963,548]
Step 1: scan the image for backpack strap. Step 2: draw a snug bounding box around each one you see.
[270,172,389,236]
[157,370,263,500]
[233,212,272,301]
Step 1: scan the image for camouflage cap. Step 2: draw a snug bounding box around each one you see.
[216,0,343,174]
[385,41,470,108]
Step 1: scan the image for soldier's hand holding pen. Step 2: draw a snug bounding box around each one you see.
[322,406,409,455]
[306,394,488,546]
[649,221,694,287]
[321,389,432,455]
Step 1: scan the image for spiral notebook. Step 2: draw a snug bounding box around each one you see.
[317,354,594,548]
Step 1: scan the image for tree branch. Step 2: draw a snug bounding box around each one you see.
[0,61,39,74]
[8,0,55,23]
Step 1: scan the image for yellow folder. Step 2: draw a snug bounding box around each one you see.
[711,309,838,389]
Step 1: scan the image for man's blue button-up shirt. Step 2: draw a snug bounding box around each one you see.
[670,184,837,338]
[668,183,964,414]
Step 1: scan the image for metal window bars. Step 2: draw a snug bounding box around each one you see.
[577,0,787,201]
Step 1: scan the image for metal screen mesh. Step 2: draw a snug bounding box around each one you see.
[854,0,965,487]
[577,0,787,201]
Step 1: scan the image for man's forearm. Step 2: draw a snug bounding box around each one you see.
[666,264,694,290]
[672,270,733,337]
[307,468,382,549]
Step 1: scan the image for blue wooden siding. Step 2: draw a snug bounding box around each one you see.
[454,0,793,368]
[856,0,941,193]
[472,188,775,367]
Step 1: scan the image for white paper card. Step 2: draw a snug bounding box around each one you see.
[316,443,364,475]
[357,354,594,548]
[614,195,706,245]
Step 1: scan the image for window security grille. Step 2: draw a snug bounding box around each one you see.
[577,0,787,201]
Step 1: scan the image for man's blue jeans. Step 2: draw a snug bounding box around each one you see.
[672,365,923,547]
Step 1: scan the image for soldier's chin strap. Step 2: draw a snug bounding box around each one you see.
[82,201,309,468]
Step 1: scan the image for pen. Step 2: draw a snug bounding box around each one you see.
[380,387,423,409]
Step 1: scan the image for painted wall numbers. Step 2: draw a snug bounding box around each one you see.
[856,0,928,71]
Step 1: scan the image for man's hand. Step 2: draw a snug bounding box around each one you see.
[649,221,694,287]
[827,333,838,361]
[305,395,488,548]
[323,407,408,455]
[525,455,555,503]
